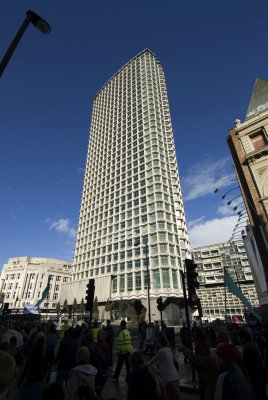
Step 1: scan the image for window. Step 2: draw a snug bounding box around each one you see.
[112,276,117,293]
[127,273,133,291]
[251,130,267,150]
[172,270,179,288]
[135,272,142,290]
[119,275,125,291]
[162,269,170,288]
[152,270,160,289]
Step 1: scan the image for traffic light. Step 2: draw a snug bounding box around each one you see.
[85,279,95,312]
[157,297,164,311]
[133,299,143,315]
[185,259,199,306]
[2,303,9,317]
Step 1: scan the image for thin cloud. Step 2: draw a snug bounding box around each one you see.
[49,218,76,239]
[182,157,234,201]
[188,215,239,248]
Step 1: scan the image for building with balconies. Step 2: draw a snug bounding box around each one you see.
[193,240,259,322]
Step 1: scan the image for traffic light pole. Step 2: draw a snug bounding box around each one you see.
[180,269,191,336]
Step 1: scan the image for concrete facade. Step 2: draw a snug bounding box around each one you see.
[227,79,268,321]
[193,240,259,322]
[0,257,72,311]
[65,49,190,323]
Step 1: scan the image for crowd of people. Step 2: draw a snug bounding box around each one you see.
[0,317,267,400]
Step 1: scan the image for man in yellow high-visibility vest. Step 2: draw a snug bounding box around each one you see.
[112,320,133,382]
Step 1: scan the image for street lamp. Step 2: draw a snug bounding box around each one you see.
[221,187,240,199]
[214,177,237,193]
[233,202,244,211]
[227,195,242,206]
[135,237,151,323]
[0,10,51,78]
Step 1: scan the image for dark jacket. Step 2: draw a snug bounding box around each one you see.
[128,365,161,400]
[215,363,255,400]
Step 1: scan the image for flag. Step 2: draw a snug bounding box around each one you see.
[35,277,51,307]
[224,268,262,321]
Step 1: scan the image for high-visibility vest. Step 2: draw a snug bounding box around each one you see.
[117,329,133,354]
[92,327,100,343]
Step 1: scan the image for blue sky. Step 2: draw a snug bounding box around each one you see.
[1,0,267,268]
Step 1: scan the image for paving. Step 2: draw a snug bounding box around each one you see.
[100,338,199,400]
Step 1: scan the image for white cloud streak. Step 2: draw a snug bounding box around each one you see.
[182,157,235,201]
[49,218,76,239]
[188,215,239,248]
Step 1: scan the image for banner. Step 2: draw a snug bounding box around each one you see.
[35,277,51,307]
[224,268,262,321]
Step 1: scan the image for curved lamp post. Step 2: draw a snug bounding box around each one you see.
[0,10,51,77]
[221,187,240,199]
[213,178,237,193]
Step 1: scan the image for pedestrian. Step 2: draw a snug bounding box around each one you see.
[179,321,192,364]
[105,320,114,367]
[112,320,133,382]
[154,321,160,353]
[238,329,265,400]
[56,327,80,387]
[194,328,210,400]
[92,321,100,344]
[215,342,255,400]
[260,328,268,385]
[144,322,154,355]
[138,318,147,350]
[128,350,161,400]
[0,350,16,400]
[42,382,65,400]
[65,346,98,400]
[149,336,180,400]
[18,336,47,400]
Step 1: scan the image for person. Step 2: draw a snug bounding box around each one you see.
[194,328,210,400]
[18,336,47,400]
[112,320,133,382]
[149,336,180,400]
[0,350,16,399]
[42,382,65,400]
[105,320,114,367]
[56,327,80,387]
[154,321,160,352]
[177,344,218,400]
[127,350,161,400]
[138,319,147,351]
[84,331,107,393]
[260,328,268,386]
[92,321,100,344]
[179,321,192,364]
[215,342,255,400]
[65,346,98,400]
[46,324,58,382]
[238,329,265,400]
[144,322,154,355]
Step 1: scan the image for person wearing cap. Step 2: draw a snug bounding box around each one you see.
[112,320,133,382]
[215,342,255,400]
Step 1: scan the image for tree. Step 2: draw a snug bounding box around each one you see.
[55,302,61,314]
[80,298,85,314]
[63,299,68,312]
[105,299,111,312]
[73,298,78,314]
[92,296,99,319]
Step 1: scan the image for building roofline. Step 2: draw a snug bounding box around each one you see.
[94,49,156,99]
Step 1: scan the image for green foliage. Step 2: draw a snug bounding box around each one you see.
[63,299,68,312]
[55,302,61,314]
[80,298,85,314]
[73,298,78,313]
